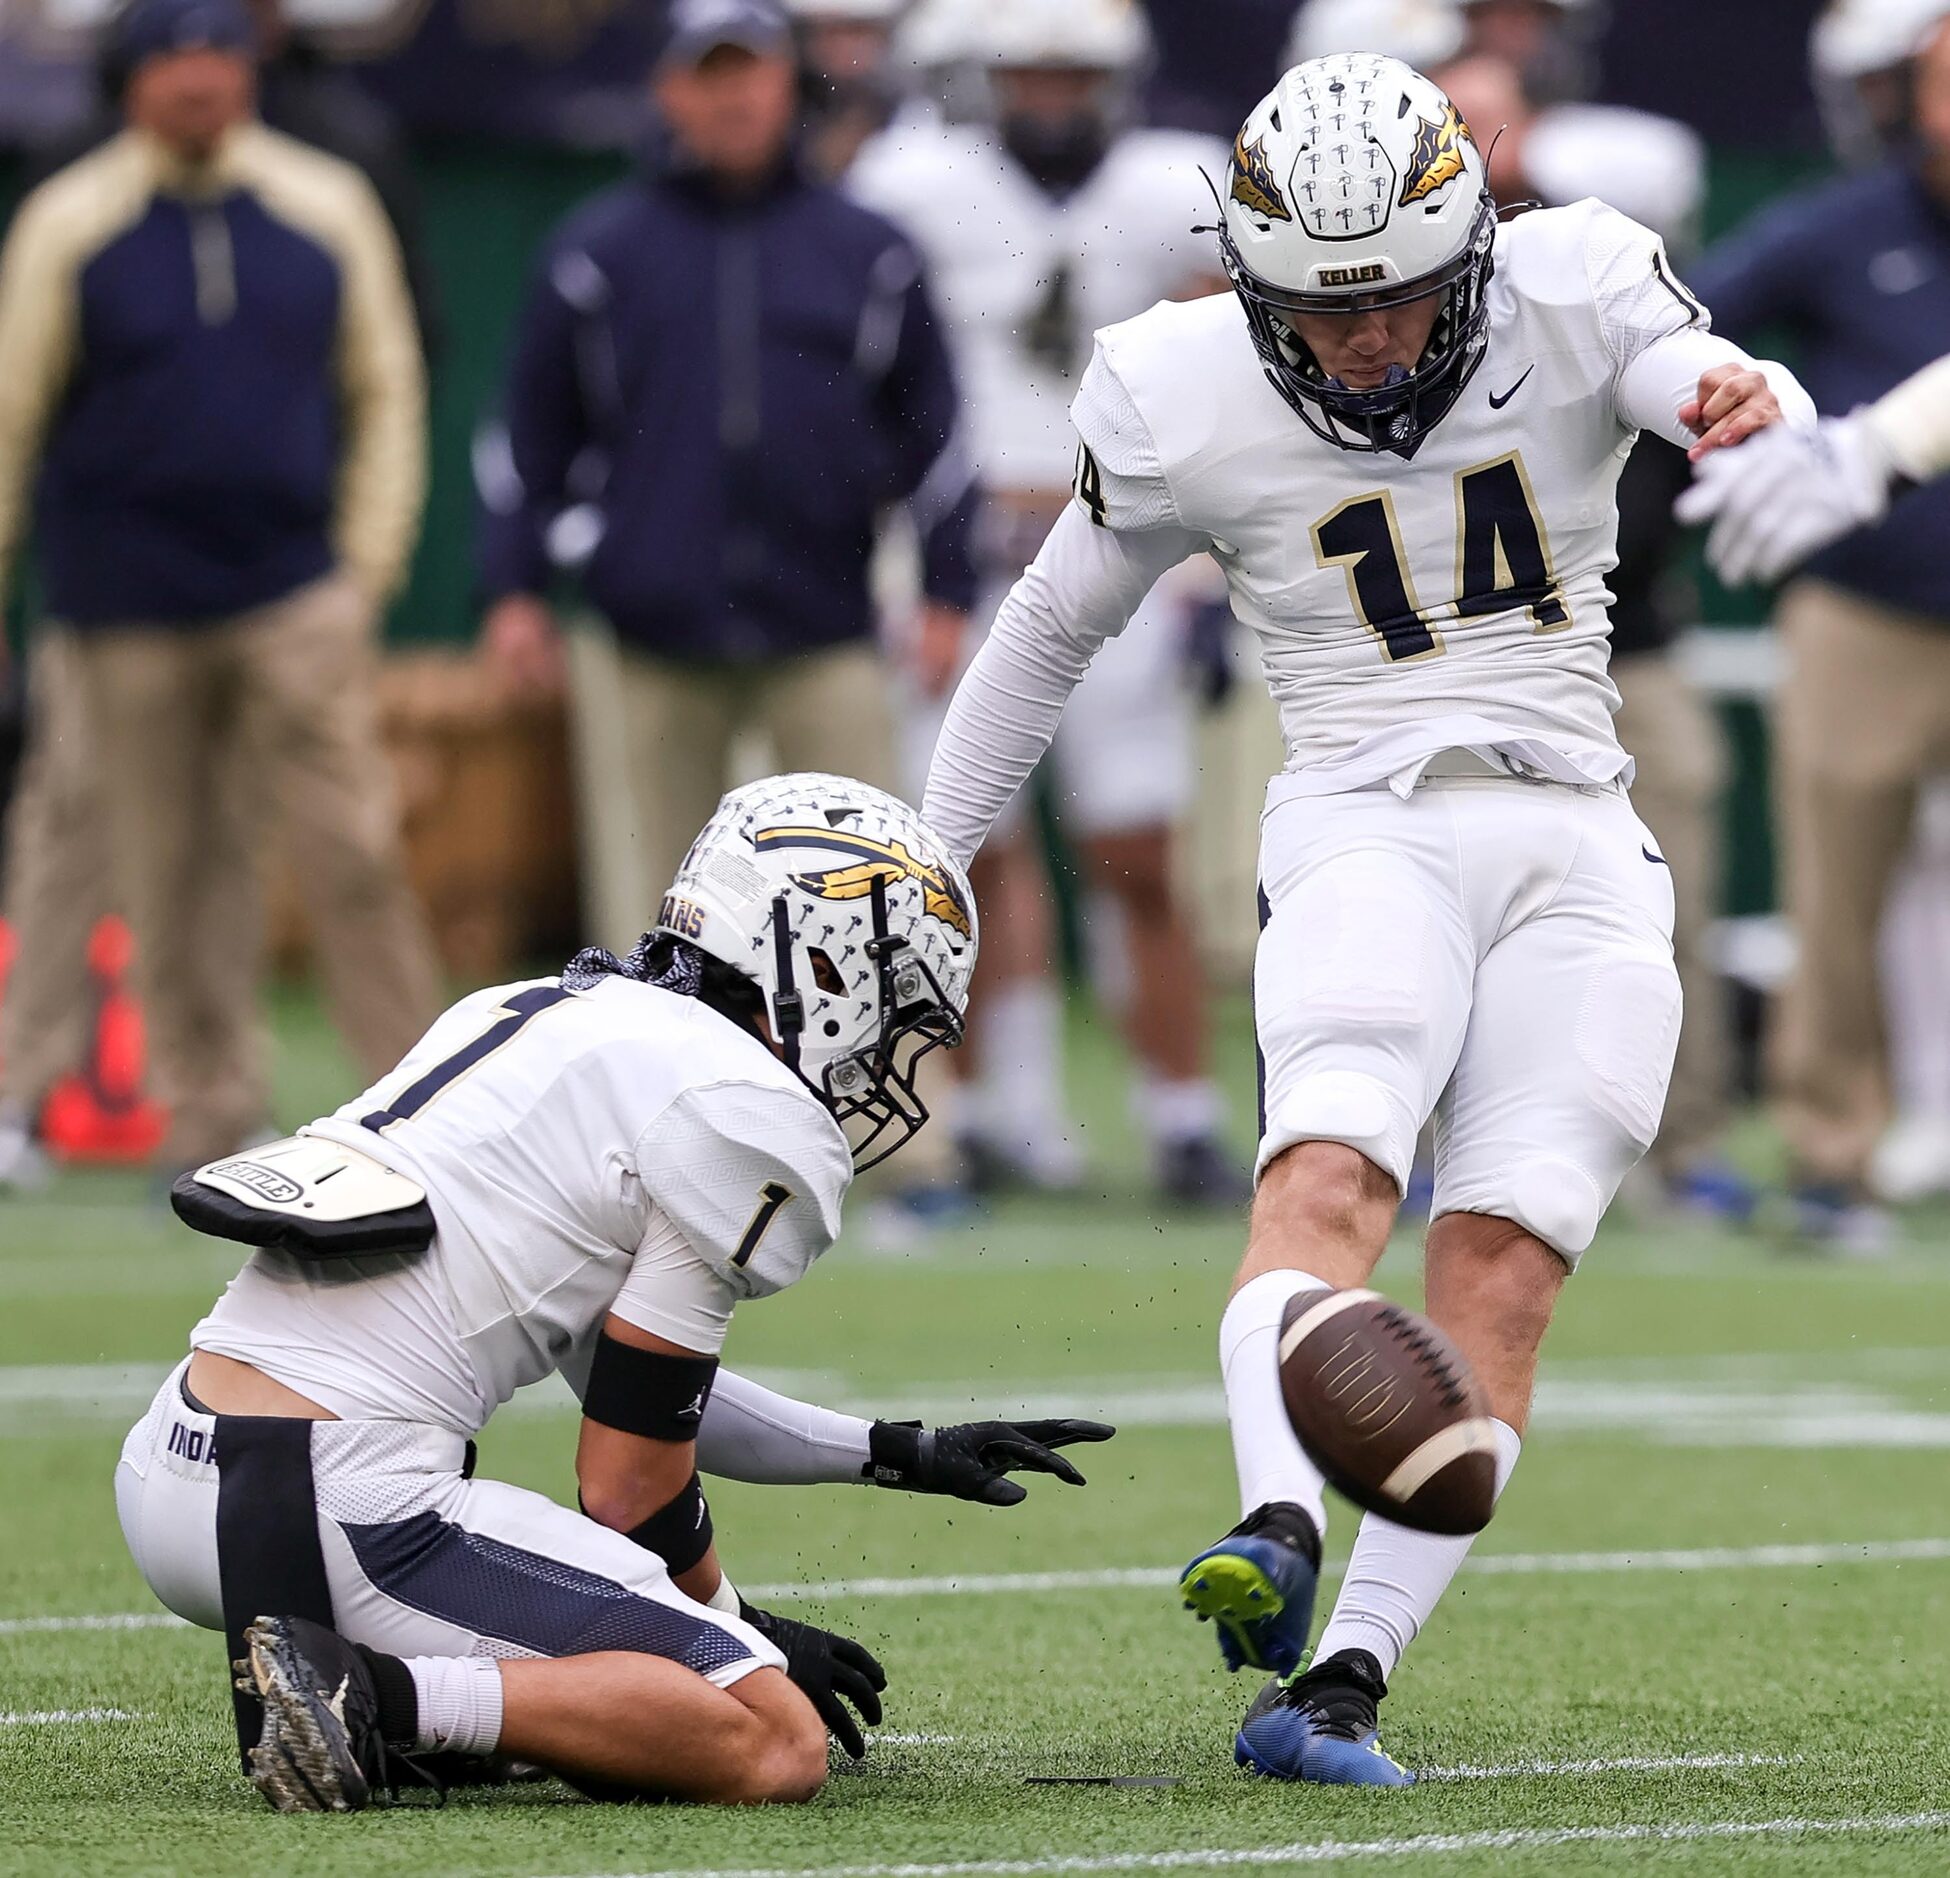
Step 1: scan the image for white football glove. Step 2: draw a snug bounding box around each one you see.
[1674,412,1897,586]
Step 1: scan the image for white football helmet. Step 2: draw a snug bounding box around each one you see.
[661,774,977,1170]
[1285,0,1464,71]
[1812,0,1950,160]
[980,0,1152,71]
[1221,55,1497,455]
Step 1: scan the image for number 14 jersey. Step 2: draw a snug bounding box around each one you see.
[1071,200,1725,795]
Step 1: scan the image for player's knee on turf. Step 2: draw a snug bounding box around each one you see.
[729,1678,830,1804]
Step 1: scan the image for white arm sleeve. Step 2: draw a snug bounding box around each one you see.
[921,344,1208,867]
[634,1084,851,1300]
[1865,353,1950,482]
[1616,327,1816,450]
[694,1368,874,1486]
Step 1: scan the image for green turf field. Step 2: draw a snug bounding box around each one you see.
[4,989,1949,1876]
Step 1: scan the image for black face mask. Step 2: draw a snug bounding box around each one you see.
[1000,108,1112,196]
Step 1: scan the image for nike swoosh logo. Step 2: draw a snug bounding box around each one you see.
[1488,366,1535,410]
[1643,847,1669,867]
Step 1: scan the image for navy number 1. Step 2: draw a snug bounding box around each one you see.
[362,985,572,1132]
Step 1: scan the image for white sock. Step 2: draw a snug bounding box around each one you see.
[1220,1269,1333,1533]
[1312,1417,1523,1680]
[404,1656,505,1757]
[975,976,1068,1145]
[1135,1075,1224,1149]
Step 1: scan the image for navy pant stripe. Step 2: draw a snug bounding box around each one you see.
[1254,882,1272,1149]
[340,1511,751,1680]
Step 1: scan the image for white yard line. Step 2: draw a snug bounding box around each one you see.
[9,1536,1950,1637]
[531,1810,1950,1878]
[0,1708,139,1724]
[0,1613,187,1636]
[1418,1752,1797,1781]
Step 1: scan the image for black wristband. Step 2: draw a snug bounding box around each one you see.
[581,1333,718,1444]
[620,1472,714,1576]
[862,1419,930,1488]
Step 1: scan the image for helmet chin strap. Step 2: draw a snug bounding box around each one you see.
[768,894,805,1077]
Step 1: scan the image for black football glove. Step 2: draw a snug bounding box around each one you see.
[738,1601,886,1760]
[863,1418,1116,1506]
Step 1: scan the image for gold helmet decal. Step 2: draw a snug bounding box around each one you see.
[1398,102,1475,207]
[755,827,975,943]
[1230,131,1292,223]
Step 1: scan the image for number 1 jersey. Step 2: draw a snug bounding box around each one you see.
[192,977,851,1434]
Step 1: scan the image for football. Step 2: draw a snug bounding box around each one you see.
[1277,1287,1499,1535]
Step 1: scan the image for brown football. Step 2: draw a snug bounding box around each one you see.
[1277,1287,1498,1536]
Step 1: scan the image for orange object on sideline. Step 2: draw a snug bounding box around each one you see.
[34,916,169,1164]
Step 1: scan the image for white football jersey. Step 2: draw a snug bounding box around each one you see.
[849,122,1228,489]
[1071,199,1718,791]
[192,976,851,1435]
[920,198,1814,864]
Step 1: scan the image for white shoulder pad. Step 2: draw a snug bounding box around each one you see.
[1577,198,1709,369]
[635,1084,851,1300]
[198,1133,427,1221]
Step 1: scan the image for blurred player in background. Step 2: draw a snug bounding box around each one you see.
[787,0,907,180]
[924,52,1808,1784]
[850,0,1248,1205]
[1690,7,1950,1248]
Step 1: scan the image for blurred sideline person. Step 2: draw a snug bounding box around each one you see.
[850,0,1249,1205]
[0,0,437,1178]
[787,0,908,181]
[116,773,1114,1810]
[0,0,441,1191]
[923,54,1807,1783]
[477,0,975,1002]
[1690,12,1950,1249]
[1683,345,1950,1203]
[1430,46,1752,1221]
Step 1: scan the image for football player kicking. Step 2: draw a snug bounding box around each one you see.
[922,56,1813,1785]
[114,773,1112,1811]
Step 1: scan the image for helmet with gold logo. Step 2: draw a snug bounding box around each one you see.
[660,774,977,1170]
[1220,54,1497,455]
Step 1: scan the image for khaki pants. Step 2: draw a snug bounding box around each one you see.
[1771,580,1950,1186]
[567,628,902,947]
[70,574,440,1168]
[0,629,263,1122]
[566,626,958,1186]
[1613,649,1731,1174]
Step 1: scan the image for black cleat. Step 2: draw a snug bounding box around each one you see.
[237,1615,442,1813]
[1158,1135,1252,1209]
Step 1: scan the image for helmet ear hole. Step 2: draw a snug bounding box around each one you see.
[823,1019,842,1038]
[807,947,847,996]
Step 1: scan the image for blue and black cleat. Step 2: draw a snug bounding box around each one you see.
[1178,1501,1321,1676]
[1235,1648,1414,1787]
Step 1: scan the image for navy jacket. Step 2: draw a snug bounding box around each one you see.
[1692,161,1950,622]
[479,147,977,662]
[0,125,425,626]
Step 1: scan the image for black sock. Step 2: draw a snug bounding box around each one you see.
[355,1644,419,1747]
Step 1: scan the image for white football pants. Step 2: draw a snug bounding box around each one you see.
[1254,771,1681,1262]
[115,1360,781,1685]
